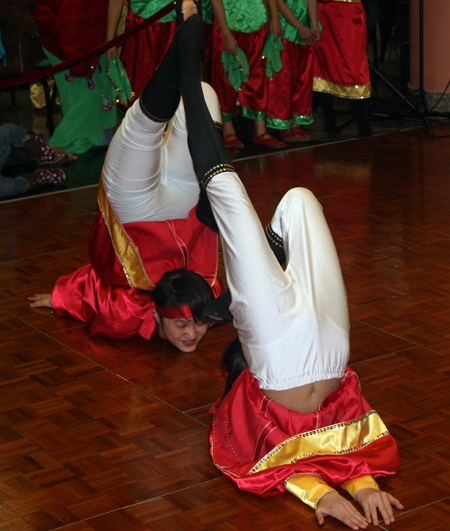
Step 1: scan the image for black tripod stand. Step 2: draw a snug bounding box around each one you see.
[370,0,433,136]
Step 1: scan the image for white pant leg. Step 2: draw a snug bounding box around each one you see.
[156,82,223,220]
[103,99,166,223]
[104,83,222,224]
[207,176,349,390]
[271,187,349,336]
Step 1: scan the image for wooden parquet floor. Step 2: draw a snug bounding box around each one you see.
[1,125,450,530]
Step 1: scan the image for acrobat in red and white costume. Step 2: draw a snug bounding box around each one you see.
[51,83,223,340]
[173,13,399,505]
[207,180,399,507]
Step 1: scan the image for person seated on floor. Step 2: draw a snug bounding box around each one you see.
[0,123,72,198]
[161,4,403,527]
[28,2,226,352]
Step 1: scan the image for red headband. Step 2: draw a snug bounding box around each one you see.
[154,305,193,320]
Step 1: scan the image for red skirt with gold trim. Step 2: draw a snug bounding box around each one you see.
[313,1,371,98]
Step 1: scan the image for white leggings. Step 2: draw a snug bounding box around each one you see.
[103,83,222,224]
[207,175,350,390]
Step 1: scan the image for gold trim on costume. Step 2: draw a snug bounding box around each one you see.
[203,163,235,188]
[265,224,283,249]
[250,410,389,474]
[332,0,361,2]
[210,233,220,288]
[97,175,155,290]
[313,77,371,99]
[214,121,224,132]
[106,56,135,108]
[139,95,171,123]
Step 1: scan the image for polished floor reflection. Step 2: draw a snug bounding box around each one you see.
[1,124,450,530]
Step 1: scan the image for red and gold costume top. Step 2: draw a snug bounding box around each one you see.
[210,368,399,504]
[52,177,222,340]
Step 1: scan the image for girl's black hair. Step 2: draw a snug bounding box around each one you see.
[152,268,214,322]
[221,337,248,400]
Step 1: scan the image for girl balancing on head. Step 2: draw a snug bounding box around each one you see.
[29,0,224,352]
[170,4,403,528]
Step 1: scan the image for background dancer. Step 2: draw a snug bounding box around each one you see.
[171,5,403,528]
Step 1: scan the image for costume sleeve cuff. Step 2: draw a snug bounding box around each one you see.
[342,475,380,500]
[51,283,65,316]
[286,474,336,509]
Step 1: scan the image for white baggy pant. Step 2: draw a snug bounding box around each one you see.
[103,83,222,224]
[207,174,350,391]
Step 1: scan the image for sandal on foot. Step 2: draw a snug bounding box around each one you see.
[32,168,67,187]
[252,132,286,150]
[224,134,245,149]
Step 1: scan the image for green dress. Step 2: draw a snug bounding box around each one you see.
[131,0,213,25]
[221,0,267,32]
[130,0,175,21]
[45,50,120,154]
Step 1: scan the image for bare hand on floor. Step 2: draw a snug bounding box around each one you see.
[28,293,53,308]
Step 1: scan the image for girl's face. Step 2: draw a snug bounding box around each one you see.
[154,313,208,352]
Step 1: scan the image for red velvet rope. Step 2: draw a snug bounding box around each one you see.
[0,2,174,90]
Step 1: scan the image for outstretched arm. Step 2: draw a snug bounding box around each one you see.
[28,293,53,308]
